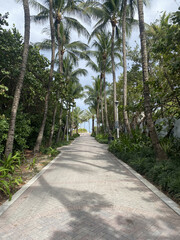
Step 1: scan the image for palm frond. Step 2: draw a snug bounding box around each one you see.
[64,17,89,38]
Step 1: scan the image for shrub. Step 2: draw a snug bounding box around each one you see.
[0,152,23,200]
[95,134,109,144]
[14,112,32,151]
[108,130,180,203]
[73,133,80,138]
[78,128,87,133]
[0,115,8,157]
[46,147,59,157]
[91,132,96,137]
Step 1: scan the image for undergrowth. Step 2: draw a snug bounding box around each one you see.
[108,131,180,204]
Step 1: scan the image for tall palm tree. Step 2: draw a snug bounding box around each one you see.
[137,0,167,160]
[122,0,131,133]
[36,29,89,146]
[73,107,84,134]
[84,76,101,134]
[90,31,113,133]
[86,57,105,131]
[32,0,89,151]
[89,0,123,133]
[55,56,86,142]
[5,0,30,157]
[32,0,90,68]
[34,0,56,153]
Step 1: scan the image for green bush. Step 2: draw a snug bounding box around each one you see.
[40,147,59,157]
[91,132,96,137]
[108,131,180,203]
[73,133,80,138]
[78,128,87,133]
[14,112,32,151]
[0,115,8,157]
[0,152,23,200]
[95,133,109,144]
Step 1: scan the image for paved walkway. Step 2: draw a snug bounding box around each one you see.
[0,133,179,240]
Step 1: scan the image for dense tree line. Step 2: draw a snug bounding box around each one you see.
[0,0,179,201]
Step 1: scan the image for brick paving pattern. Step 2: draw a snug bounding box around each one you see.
[0,133,179,239]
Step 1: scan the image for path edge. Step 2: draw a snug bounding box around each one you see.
[0,137,79,217]
[0,152,62,217]
[109,152,180,216]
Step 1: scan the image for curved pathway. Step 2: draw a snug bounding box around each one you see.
[0,133,179,240]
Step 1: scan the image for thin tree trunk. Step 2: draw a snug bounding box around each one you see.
[5,0,30,157]
[96,97,100,134]
[34,0,55,153]
[92,114,95,134]
[56,105,63,143]
[103,73,110,133]
[48,98,58,146]
[63,123,67,140]
[100,73,104,131]
[48,21,63,146]
[53,22,64,143]
[57,22,63,73]
[69,105,72,137]
[122,0,131,134]
[111,24,117,127]
[71,107,74,136]
[137,0,167,160]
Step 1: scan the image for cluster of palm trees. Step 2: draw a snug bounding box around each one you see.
[5,0,167,160]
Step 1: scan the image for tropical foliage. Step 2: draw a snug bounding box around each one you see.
[0,1,180,202]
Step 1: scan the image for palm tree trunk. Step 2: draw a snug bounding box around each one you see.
[137,0,167,160]
[56,105,63,143]
[122,0,131,134]
[96,97,100,134]
[103,73,110,133]
[34,0,55,153]
[48,98,58,146]
[57,22,63,73]
[100,73,104,131]
[69,106,72,137]
[5,0,30,157]
[49,21,63,146]
[92,114,95,134]
[71,107,74,136]
[51,22,64,144]
[111,25,117,127]
[63,123,67,140]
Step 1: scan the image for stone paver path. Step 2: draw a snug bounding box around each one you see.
[0,133,180,240]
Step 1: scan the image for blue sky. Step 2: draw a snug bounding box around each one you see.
[1,0,180,131]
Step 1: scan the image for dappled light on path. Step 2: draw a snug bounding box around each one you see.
[0,134,179,239]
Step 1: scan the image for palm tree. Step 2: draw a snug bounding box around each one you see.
[32,0,89,151]
[86,57,104,131]
[89,0,123,133]
[137,0,167,160]
[122,0,131,134]
[34,0,56,153]
[32,0,89,70]
[84,76,101,134]
[5,0,30,157]
[73,107,84,134]
[55,56,86,142]
[36,31,89,146]
[90,31,113,133]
